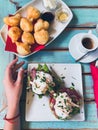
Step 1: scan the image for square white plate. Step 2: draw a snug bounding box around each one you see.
[0,0,73,58]
[26,63,85,121]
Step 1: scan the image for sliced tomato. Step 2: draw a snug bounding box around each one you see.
[50,97,56,105]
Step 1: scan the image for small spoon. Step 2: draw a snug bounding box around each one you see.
[76,47,98,62]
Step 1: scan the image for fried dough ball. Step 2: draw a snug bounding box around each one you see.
[3,13,21,26]
[22,32,35,45]
[20,18,33,32]
[44,21,50,30]
[27,6,40,21]
[34,29,49,45]
[16,42,31,56]
[8,26,22,43]
[34,19,49,32]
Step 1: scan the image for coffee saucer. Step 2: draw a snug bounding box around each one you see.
[69,33,98,63]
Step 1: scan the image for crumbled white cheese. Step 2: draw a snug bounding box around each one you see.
[31,71,53,94]
[54,92,79,119]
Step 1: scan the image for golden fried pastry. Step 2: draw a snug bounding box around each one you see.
[16,42,31,56]
[22,32,35,45]
[3,13,21,26]
[27,6,40,21]
[8,26,22,43]
[44,21,50,30]
[34,29,49,45]
[20,18,33,32]
[34,19,49,32]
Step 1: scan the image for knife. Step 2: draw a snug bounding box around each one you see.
[76,47,98,62]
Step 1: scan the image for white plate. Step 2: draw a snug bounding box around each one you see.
[26,63,85,121]
[69,33,98,63]
[0,0,73,58]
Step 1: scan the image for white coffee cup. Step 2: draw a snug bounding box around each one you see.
[79,31,98,53]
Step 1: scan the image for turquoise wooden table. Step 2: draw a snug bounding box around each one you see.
[0,0,98,129]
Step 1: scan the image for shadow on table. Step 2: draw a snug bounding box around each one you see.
[69,10,78,27]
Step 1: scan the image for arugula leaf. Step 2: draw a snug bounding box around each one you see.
[49,66,64,92]
[42,64,50,73]
[38,94,44,99]
[70,107,80,115]
[37,64,50,73]
[37,64,43,71]
[27,75,31,87]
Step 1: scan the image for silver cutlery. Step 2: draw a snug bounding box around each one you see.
[76,47,98,62]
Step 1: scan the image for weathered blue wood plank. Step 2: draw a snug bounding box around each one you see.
[0,0,15,29]
[20,103,98,129]
[0,1,15,129]
[13,0,31,7]
[0,39,13,95]
[64,0,98,6]
[1,1,98,28]
[0,39,13,129]
[0,0,98,129]
[19,51,91,72]
[70,9,98,26]
[83,75,94,99]
[46,29,97,49]
[8,0,98,7]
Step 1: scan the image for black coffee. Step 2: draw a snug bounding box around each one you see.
[82,38,94,49]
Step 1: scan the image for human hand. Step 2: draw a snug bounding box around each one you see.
[3,58,25,110]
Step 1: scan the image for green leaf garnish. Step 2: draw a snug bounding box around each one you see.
[70,107,80,115]
[42,64,50,73]
[38,94,44,99]
[37,64,43,71]
[37,64,50,73]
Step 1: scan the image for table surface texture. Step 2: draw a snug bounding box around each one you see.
[0,0,98,129]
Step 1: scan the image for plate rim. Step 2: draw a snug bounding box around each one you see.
[26,63,85,122]
[0,0,73,58]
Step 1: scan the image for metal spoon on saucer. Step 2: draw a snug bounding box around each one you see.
[76,28,98,62]
[76,47,98,62]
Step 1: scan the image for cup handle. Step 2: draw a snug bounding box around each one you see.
[88,30,92,34]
